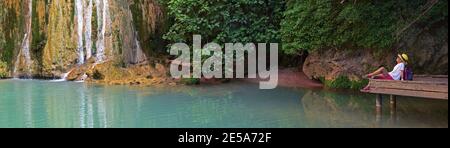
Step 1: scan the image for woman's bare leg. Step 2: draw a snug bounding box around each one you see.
[363,67,390,91]
[366,67,389,77]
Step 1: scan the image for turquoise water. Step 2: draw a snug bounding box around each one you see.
[0,79,447,128]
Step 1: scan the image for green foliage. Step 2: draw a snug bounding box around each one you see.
[281,0,448,54]
[320,75,368,90]
[0,60,8,78]
[181,78,200,85]
[281,0,335,54]
[327,75,352,89]
[162,0,447,56]
[350,79,369,90]
[162,0,285,44]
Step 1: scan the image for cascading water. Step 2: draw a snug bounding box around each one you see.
[123,3,147,64]
[84,0,93,60]
[22,35,32,76]
[75,0,85,65]
[50,69,74,82]
[75,0,96,65]
[13,0,33,78]
[95,0,110,63]
[134,30,145,63]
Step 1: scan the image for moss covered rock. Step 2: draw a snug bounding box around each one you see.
[0,60,8,78]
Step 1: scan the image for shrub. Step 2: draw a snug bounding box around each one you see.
[181,78,200,85]
[0,60,8,78]
[321,75,368,90]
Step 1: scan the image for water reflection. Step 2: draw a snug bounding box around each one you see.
[24,81,33,128]
[300,90,448,128]
[97,93,108,128]
[77,84,111,128]
[0,80,447,128]
[301,90,378,127]
[79,84,86,128]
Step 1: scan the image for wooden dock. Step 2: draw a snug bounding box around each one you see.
[362,75,448,123]
[362,75,448,111]
[364,75,448,100]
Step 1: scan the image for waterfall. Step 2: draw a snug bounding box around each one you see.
[95,0,110,63]
[124,3,147,64]
[13,0,33,78]
[50,69,74,82]
[134,30,145,64]
[22,34,32,76]
[75,0,95,64]
[84,0,93,60]
[75,0,85,64]
[76,0,103,64]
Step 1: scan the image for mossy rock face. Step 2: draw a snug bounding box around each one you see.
[0,60,8,78]
[129,0,166,54]
[41,0,77,76]
[0,0,25,69]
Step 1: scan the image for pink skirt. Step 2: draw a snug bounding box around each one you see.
[376,74,394,80]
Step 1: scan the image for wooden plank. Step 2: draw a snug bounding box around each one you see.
[363,75,448,100]
[415,75,448,78]
[414,77,449,83]
[414,75,448,83]
[369,79,448,93]
[370,79,448,85]
[367,87,448,100]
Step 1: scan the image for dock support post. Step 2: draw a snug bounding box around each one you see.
[375,94,383,124]
[390,95,397,110]
[390,95,397,124]
[376,94,382,108]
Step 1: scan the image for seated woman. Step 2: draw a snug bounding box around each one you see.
[362,53,409,91]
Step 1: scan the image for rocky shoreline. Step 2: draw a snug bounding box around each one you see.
[1,63,325,90]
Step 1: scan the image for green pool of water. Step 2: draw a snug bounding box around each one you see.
[0,79,447,128]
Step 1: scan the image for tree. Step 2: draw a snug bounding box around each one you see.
[280,0,448,54]
[162,0,285,45]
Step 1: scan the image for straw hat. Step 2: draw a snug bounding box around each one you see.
[398,53,409,63]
